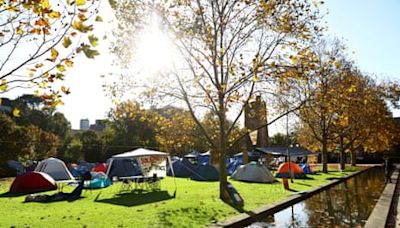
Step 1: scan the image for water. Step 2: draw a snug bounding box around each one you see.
[248,167,385,228]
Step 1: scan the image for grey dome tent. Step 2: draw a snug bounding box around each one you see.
[190,163,219,181]
[231,162,275,183]
[35,157,74,181]
[167,158,195,177]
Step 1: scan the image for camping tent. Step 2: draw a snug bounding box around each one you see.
[231,162,275,183]
[227,159,242,176]
[191,164,219,181]
[107,158,143,179]
[35,157,74,181]
[167,158,195,177]
[184,151,200,159]
[198,151,210,165]
[6,160,25,175]
[84,172,111,189]
[233,152,261,163]
[299,163,314,174]
[9,171,57,193]
[107,148,172,179]
[92,163,108,173]
[276,162,305,178]
[256,147,313,157]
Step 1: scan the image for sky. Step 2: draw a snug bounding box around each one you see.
[4,0,400,132]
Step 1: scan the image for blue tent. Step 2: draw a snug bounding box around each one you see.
[299,163,314,174]
[198,151,210,165]
[191,164,219,181]
[68,166,80,177]
[227,159,242,176]
[106,158,142,179]
[85,172,111,189]
[6,160,24,175]
[167,158,195,177]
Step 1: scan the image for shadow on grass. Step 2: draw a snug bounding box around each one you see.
[0,192,29,197]
[295,182,312,187]
[94,190,173,207]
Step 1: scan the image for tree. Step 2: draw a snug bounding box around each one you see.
[26,124,59,160]
[0,0,102,107]
[80,130,103,162]
[154,106,205,156]
[110,0,322,201]
[0,114,31,162]
[63,137,83,162]
[106,101,159,156]
[270,133,287,146]
[285,39,347,173]
[295,55,400,170]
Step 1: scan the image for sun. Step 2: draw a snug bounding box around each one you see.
[133,18,178,77]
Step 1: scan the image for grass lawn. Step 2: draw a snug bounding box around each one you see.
[0,166,362,228]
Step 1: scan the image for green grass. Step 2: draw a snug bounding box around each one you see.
[0,166,362,228]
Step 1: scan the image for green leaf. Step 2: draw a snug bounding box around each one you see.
[62,36,72,48]
[77,44,99,59]
[88,35,98,47]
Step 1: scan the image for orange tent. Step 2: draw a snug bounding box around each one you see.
[276,162,305,178]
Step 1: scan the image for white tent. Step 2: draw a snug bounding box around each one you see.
[232,162,275,183]
[107,148,173,178]
[35,157,74,181]
[112,148,168,158]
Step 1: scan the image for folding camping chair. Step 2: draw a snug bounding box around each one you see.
[145,174,161,191]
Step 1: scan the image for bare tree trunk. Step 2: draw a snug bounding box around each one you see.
[218,94,229,202]
[322,137,328,173]
[339,135,345,171]
[351,150,356,166]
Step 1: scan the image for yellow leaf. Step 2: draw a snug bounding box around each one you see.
[16,27,24,35]
[13,108,21,117]
[65,59,73,67]
[51,48,58,61]
[76,0,86,6]
[0,79,7,92]
[290,55,297,64]
[48,11,61,19]
[56,64,66,72]
[95,16,103,22]
[35,63,44,68]
[34,90,40,96]
[42,0,50,9]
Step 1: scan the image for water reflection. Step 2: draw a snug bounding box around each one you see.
[249,168,384,228]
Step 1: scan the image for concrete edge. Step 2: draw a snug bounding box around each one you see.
[214,165,378,228]
[364,169,399,228]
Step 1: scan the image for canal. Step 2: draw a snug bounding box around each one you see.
[248,167,385,227]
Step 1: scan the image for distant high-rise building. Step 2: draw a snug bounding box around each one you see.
[90,119,107,133]
[80,119,90,130]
